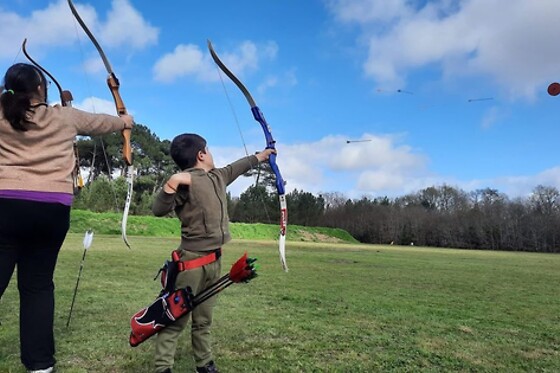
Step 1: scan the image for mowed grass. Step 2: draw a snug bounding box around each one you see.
[0,235,559,372]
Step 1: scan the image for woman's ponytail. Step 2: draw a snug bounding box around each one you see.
[0,63,48,132]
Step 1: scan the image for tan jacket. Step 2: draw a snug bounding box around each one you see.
[0,104,126,194]
[152,155,259,251]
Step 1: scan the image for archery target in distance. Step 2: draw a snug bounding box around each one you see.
[548,82,560,96]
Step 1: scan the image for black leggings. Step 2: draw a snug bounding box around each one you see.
[0,198,70,370]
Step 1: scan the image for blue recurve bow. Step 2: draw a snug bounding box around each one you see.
[207,40,288,272]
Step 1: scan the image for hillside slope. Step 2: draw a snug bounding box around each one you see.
[70,210,358,244]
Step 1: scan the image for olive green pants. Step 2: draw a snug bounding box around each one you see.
[154,250,221,373]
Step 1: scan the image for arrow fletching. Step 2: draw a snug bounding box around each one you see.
[83,229,94,250]
[229,252,258,283]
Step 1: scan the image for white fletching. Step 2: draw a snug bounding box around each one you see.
[83,230,94,250]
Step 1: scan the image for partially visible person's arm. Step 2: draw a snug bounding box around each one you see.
[67,107,133,136]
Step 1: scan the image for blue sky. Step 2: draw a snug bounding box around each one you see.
[3,0,560,199]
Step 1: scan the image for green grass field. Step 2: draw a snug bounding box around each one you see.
[1,234,559,372]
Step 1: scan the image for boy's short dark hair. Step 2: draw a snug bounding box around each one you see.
[170,133,207,170]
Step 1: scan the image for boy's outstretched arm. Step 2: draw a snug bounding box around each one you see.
[220,148,277,185]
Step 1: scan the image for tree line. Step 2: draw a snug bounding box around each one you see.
[74,126,560,253]
[318,185,560,253]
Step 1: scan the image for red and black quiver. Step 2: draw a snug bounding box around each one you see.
[129,287,193,347]
[129,252,258,347]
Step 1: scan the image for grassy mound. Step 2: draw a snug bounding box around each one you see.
[70,209,359,243]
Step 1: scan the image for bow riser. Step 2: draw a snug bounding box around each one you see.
[107,74,125,112]
[107,73,132,165]
[250,107,286,195]
[250,107,275,147]
[269,154,285,195]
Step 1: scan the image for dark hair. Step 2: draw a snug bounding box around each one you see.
[170,133,207,170]
[1,63,49,131]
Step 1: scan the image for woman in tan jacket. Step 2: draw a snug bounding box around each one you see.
[0,62,133,373]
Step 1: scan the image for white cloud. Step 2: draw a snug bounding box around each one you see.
[460,166,560,199]
[257,76,279,95]
[480,106,509,130]
[327,0,411,24]
[82,56,106,75]
[0,0,157,61]
[153,40,279,84]
[74,96,119,115]
[328,0,560,99]
[153,44,210,83]
[219,133,430,197]
[0,1,74,58]
[330,134,425,170]
[257,68,298,95]
[100,0,159,49]
[198,132,560,199]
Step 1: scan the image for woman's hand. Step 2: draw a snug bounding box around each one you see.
[120,114,134,129]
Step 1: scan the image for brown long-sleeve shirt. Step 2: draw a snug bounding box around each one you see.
[0,104,127,194]
[152,155,259,252]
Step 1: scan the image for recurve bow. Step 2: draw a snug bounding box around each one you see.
[67,0,134,248]
[208,40,288,272]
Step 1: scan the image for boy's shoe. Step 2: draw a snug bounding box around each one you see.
[195,360,219,373]
[28,367,54,373]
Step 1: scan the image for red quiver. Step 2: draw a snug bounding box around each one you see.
[129,287,193,347]
[129,251,257,347]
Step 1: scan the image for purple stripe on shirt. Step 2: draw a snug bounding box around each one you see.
[0,190,73,206]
